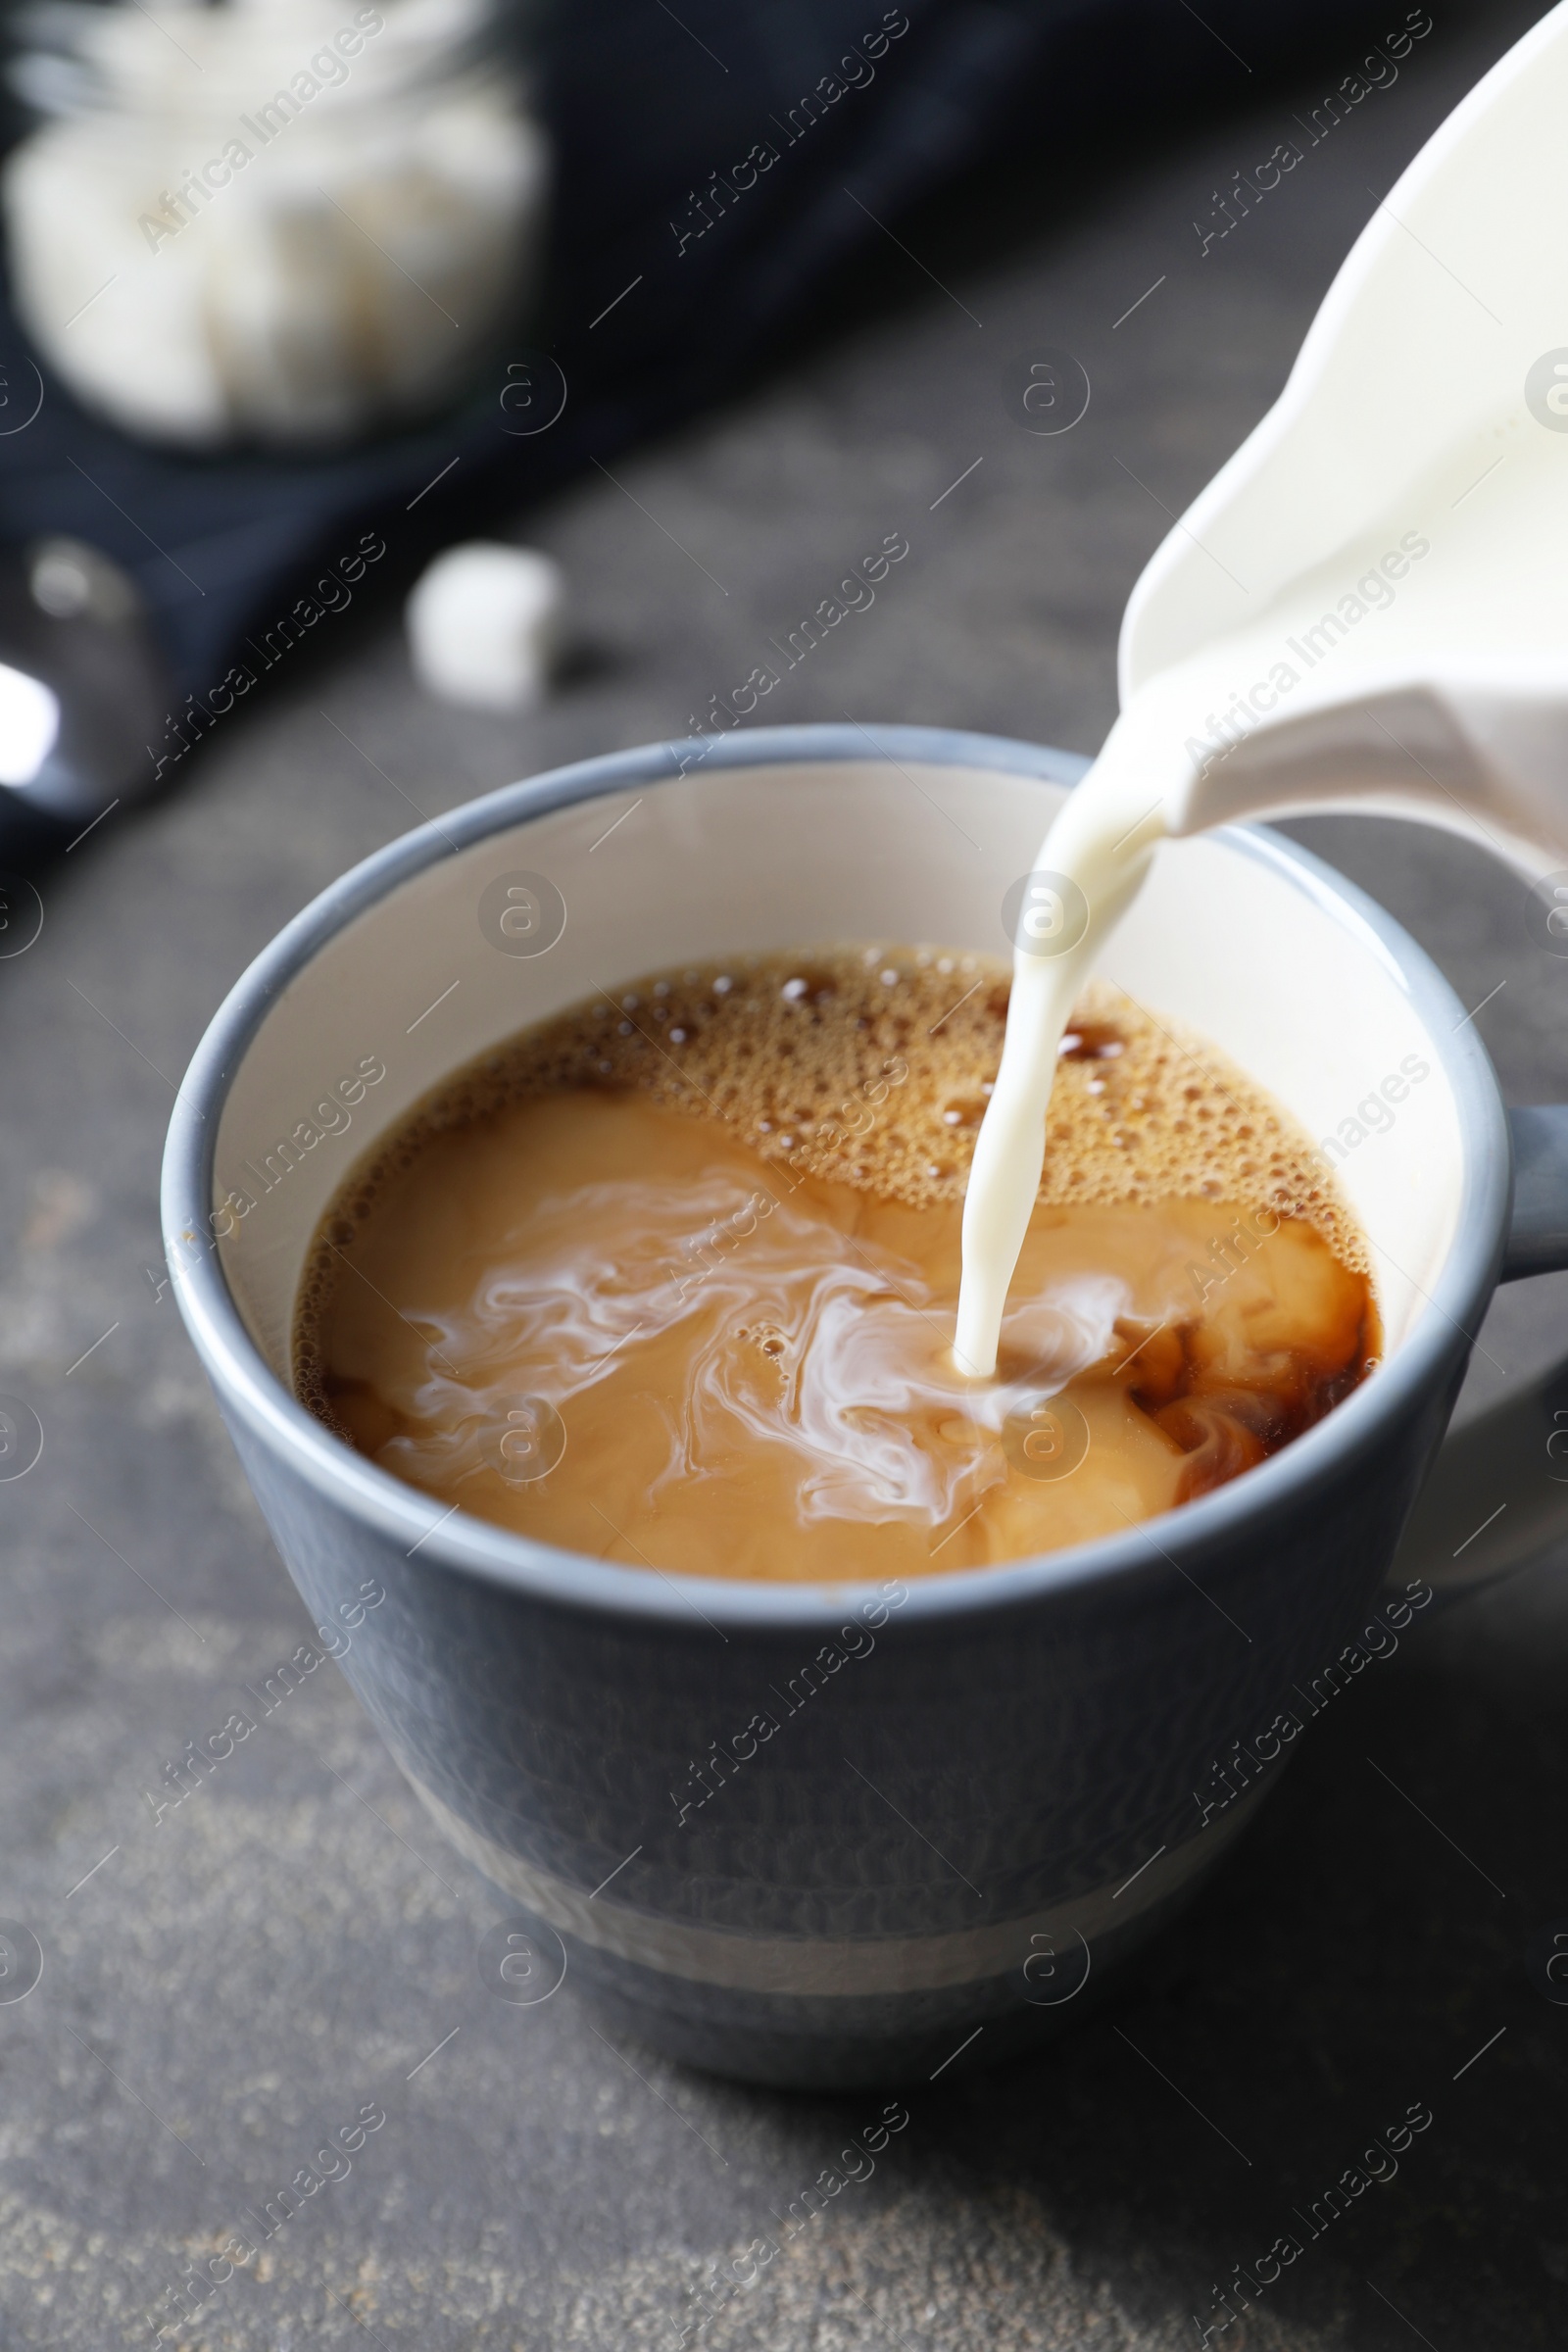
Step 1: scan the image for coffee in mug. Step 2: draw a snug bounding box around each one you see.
[295,946,1378,1581]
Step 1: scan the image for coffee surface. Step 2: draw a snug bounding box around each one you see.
[297,950,1378,1580]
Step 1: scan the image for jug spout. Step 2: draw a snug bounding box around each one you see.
[1162,673,1568,881]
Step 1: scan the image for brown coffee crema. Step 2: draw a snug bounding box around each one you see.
[295,950,1379,1581]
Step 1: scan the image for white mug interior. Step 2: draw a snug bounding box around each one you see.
[207,755,1464,1407]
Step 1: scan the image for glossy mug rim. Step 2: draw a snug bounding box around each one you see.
[162,721,1511,1632]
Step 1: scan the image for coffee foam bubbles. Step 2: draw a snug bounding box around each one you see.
[304,947,1361,1252]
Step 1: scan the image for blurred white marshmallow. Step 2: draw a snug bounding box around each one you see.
[407,542,564,711]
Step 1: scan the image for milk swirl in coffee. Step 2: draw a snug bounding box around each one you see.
[298,950,1377,1580]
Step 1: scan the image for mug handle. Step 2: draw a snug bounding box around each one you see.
[1390,1105,1568,1596]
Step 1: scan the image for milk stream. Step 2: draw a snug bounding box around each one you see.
[954,425,1568,1379]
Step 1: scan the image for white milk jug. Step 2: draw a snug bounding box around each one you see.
[957,0,1568,1377]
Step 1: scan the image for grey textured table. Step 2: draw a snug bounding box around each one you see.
[5,7,1567,2345]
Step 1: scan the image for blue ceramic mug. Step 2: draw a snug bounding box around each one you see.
[162,724,1568,2086]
